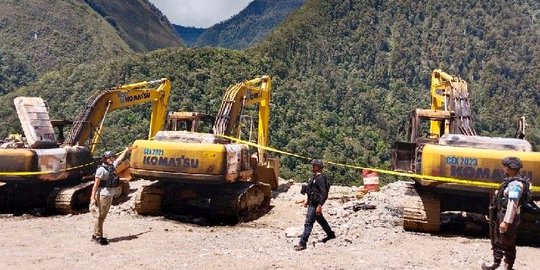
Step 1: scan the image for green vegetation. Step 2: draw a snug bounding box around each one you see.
[254,0,540,184]
[0,0,539,186]
[0,48,265,155]
[0,0,132,77]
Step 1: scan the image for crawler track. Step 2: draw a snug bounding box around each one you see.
[402,183,441,233]
[134,181,272,223]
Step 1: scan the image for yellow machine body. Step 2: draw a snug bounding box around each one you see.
[130,138,252,184]
[420,144,540,189]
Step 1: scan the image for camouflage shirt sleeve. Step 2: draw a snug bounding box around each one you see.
[503,181,523,224]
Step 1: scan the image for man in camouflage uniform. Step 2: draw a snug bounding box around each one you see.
[482,157,530,270]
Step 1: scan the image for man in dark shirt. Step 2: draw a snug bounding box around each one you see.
[294,159,336,251]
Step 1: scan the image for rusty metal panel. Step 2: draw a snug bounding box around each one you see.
[224,144,244,181]
[154,131,228,144]
[438,134,532,152]
[0,148,37,173]
[13,97,56,146]
[33,148,68,181]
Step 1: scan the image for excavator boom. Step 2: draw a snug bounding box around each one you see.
[66,78,170,152]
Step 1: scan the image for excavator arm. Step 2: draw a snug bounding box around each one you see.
[213,75,271,163]
[65,78,170,153]
[430,69,475,137]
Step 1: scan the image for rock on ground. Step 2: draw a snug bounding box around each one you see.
[0,179,539,270]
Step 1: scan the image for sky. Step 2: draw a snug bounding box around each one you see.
[149,0,254,28]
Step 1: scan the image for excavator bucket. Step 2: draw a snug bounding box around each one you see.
[13,97,57,148]
[256,157,279,189]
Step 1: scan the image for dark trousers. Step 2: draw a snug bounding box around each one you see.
[491,211,520,266]
[299,204,334,246]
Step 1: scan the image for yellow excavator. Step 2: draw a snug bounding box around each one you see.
[0,78,170,214]
[392,69,540,243]
[130,75,279,223]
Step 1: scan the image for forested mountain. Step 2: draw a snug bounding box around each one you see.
[84,0,183,51]
[255,0,540,183]
[0,0,538,185]
[194,0,306,49]
[0,0,183,95]
[0,0,132,78]
[173,26,205,46]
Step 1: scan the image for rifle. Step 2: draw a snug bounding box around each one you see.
[488,200,497,246]
[488,187,504,246]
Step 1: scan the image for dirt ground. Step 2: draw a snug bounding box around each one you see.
[1,180,539,270]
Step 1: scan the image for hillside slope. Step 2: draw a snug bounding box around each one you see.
[0,0,133,76]
[195,0,306,49]
[0,0,538,185]
[254,0,540,181]
[84,0,183,51]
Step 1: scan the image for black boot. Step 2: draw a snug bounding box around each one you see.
[98,237,109,246]
[320,233,336,243]
[481,260,500,270]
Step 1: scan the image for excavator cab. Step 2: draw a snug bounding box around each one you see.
[165,112,215,133]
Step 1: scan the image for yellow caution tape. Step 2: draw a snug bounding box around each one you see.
[217,134,540,192]
[0,159,99,176]
[0,149,124,176]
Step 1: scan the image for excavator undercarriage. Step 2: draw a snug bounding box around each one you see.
[134,180,271,223]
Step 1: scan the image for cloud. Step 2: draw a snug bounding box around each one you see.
[150,0,253,28]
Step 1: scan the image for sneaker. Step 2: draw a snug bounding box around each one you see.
[293,244,306,251]
[98,237,109,246]
[320,233,336,243]
[481,261,500,270]
[91,235,100,244]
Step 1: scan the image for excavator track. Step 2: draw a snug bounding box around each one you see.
[208,182,272,223]
[48,180,130,215]
[135,181,165,216]
[0,182,56,212]
[135,181,272,223]
[402,183,441,233]
[47,181,94,215]
[517,204,540,245]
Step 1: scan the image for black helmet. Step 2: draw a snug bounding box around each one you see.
[103,151,115,159]
[311,159,324,167]
[502,156,522,169]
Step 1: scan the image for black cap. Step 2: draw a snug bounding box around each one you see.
[103,151,115,158]
[311,159,324,167]
[502,156,522,169]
